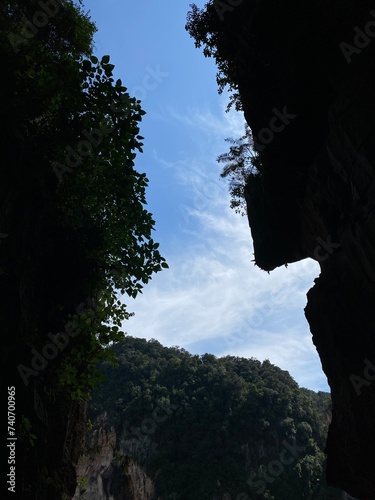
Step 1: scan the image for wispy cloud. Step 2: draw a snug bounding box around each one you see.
[167,102,244,139]
[122,98,326,392]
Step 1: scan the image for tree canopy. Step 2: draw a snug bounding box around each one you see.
[185,1,245,112]
[218,124,263,215]
[89,337,341,500]
[1,1,167,497]
[186,4,265,216]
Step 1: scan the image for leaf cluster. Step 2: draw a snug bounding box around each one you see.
[218,124,263,215]
[186,2,245,111]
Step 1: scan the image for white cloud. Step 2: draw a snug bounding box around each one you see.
[122,97,327,392]
[167,101,245,139]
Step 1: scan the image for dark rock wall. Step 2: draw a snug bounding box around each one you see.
[216,1,375,497]
[304,75,375,496]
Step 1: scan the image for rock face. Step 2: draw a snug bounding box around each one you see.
[72,414,154,500]
[207,1,375,497]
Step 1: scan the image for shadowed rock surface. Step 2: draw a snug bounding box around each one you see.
[211,1,375,497]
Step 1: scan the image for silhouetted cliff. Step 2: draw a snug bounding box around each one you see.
[187,1,375,498]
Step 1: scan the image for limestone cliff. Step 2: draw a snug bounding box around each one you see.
[211,1,375,498]
[72,414,154,500]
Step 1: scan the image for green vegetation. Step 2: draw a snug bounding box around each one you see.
[186,5,266,216]
[1,1,166,497]
[186,2,244,112]
[89,337,341,499]
[218,124,263,215]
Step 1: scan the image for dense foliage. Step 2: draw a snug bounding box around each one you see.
[1,1,166,497]
[186,4,265,216]
[185,1,244,112]
[90,337,341,499]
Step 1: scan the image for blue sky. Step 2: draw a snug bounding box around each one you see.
[88,1,328,392]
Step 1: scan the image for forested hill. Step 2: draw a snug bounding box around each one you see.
[86,337,342,499]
